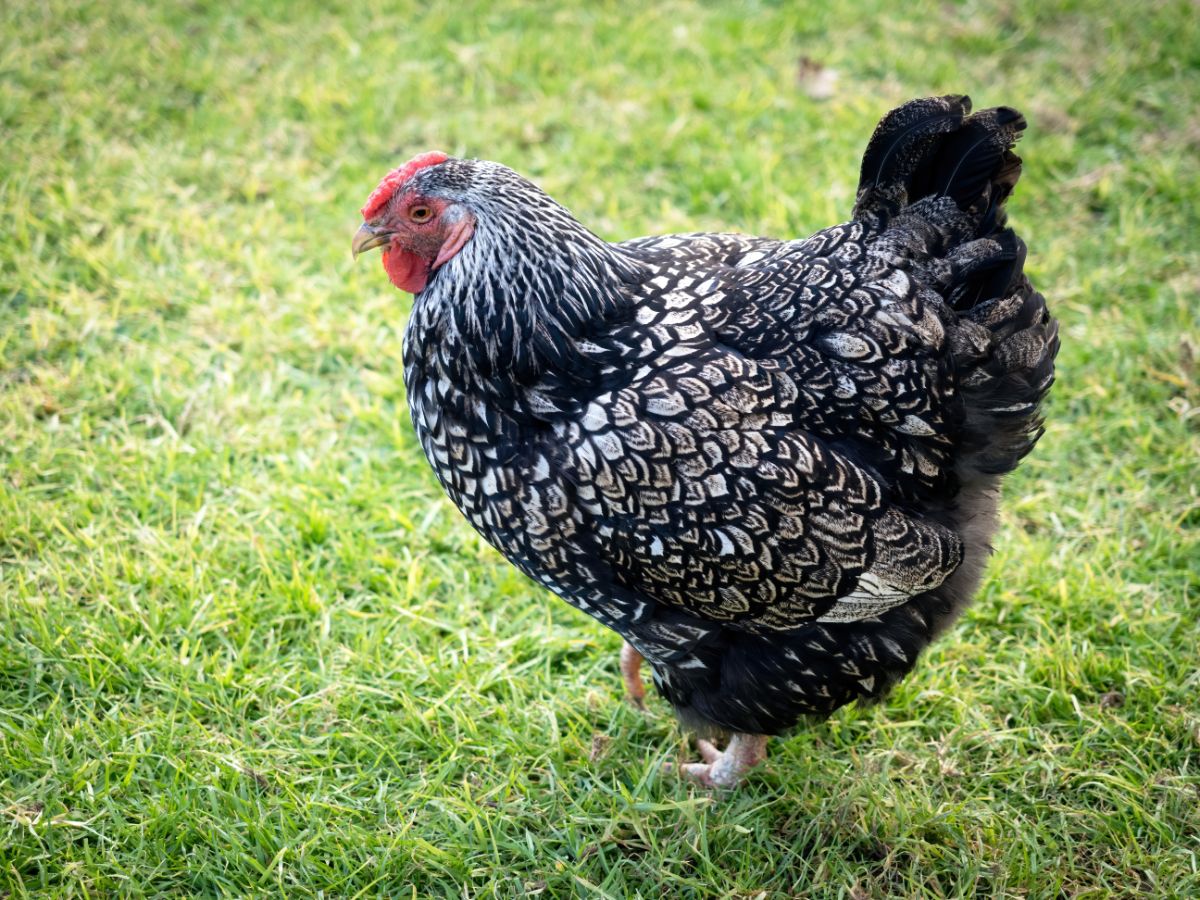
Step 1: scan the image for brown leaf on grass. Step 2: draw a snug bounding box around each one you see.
[4,802,44,828]
[240,766,271,791]
[797,56,839,101]
[33,395,59,419]
[1180,336,1196,376]
[589,733,611,762]
[1060,162,1122,192]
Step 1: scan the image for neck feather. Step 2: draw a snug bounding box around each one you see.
[405,199,647,406]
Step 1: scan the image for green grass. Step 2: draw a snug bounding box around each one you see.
[2,0,1198,895]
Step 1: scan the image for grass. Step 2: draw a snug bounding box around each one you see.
[1,0,1198,895]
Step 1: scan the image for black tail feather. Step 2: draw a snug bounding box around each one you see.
[853,95,971,219]
[934,107,1025,208]
[854,96,1057,482]
[853,96,1026,227]
[944,228,1027,312]
[956,284,1059,478]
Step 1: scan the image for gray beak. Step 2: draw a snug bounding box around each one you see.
[352,223,393,259]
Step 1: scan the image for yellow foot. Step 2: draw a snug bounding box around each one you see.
[619,642,647,710]
[669,733,768,789]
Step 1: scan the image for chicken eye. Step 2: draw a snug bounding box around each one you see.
[410,205,433,223]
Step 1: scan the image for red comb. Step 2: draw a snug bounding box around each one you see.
[360,151,450,219]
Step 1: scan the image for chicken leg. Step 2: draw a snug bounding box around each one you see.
[619,641,647,709]
[674,733,768,789]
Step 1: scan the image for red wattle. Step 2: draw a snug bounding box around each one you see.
[382,246,430,294]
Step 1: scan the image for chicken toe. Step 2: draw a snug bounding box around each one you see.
[672,733,768,789]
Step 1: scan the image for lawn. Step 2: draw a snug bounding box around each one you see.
[2,0,1198,896]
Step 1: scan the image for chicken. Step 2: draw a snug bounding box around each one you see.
[352,96,1058,788]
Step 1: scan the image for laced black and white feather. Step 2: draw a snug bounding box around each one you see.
[394,95,1058,735]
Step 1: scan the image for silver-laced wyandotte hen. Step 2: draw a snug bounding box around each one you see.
[353,95,1058,787]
